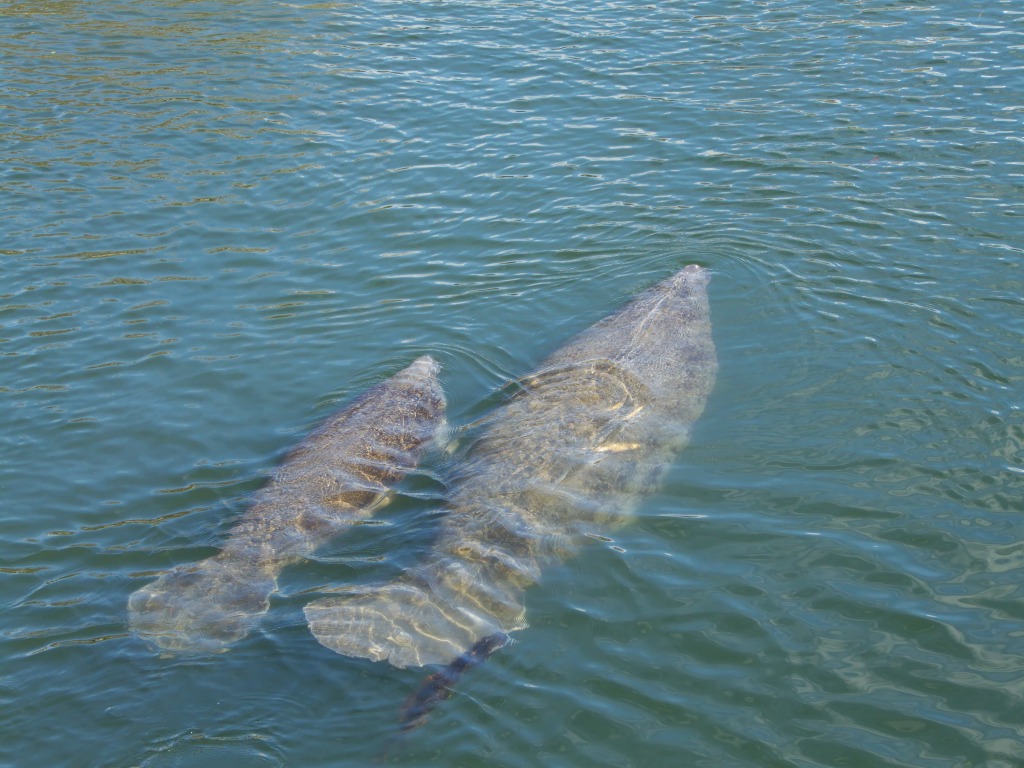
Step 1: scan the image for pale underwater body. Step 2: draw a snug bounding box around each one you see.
[306,265,717,668]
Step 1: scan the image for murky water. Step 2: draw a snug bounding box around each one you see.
[2,1,1021,766]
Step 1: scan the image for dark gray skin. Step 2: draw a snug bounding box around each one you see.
[305,266,717,668]
[128,356,446,653]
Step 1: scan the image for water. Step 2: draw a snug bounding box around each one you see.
[2,0,1021,766]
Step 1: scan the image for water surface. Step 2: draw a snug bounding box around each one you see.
[2,1,1022,766]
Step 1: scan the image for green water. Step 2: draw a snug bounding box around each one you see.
[2,1,1021,766]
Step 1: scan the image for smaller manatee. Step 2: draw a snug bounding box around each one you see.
[128,356,446,653]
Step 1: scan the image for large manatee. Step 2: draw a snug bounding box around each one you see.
[128,356,446,653]
[305,265,717,669]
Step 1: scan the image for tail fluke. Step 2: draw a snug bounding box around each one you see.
[127,556,276,653]
[304,581,502,669]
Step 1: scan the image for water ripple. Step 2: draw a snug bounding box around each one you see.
[2,0,1022,766]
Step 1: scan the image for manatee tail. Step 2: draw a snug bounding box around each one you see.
[128,555,275,653]
[304,581,503,669]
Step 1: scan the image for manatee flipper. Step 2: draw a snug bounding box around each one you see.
[304,580,508,669]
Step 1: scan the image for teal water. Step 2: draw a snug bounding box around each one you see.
[2,0,1022,766]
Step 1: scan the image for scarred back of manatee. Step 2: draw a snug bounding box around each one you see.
[305,267,717,669]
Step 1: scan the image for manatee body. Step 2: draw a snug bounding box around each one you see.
[128,356,446,653]
[305,266,717,667]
